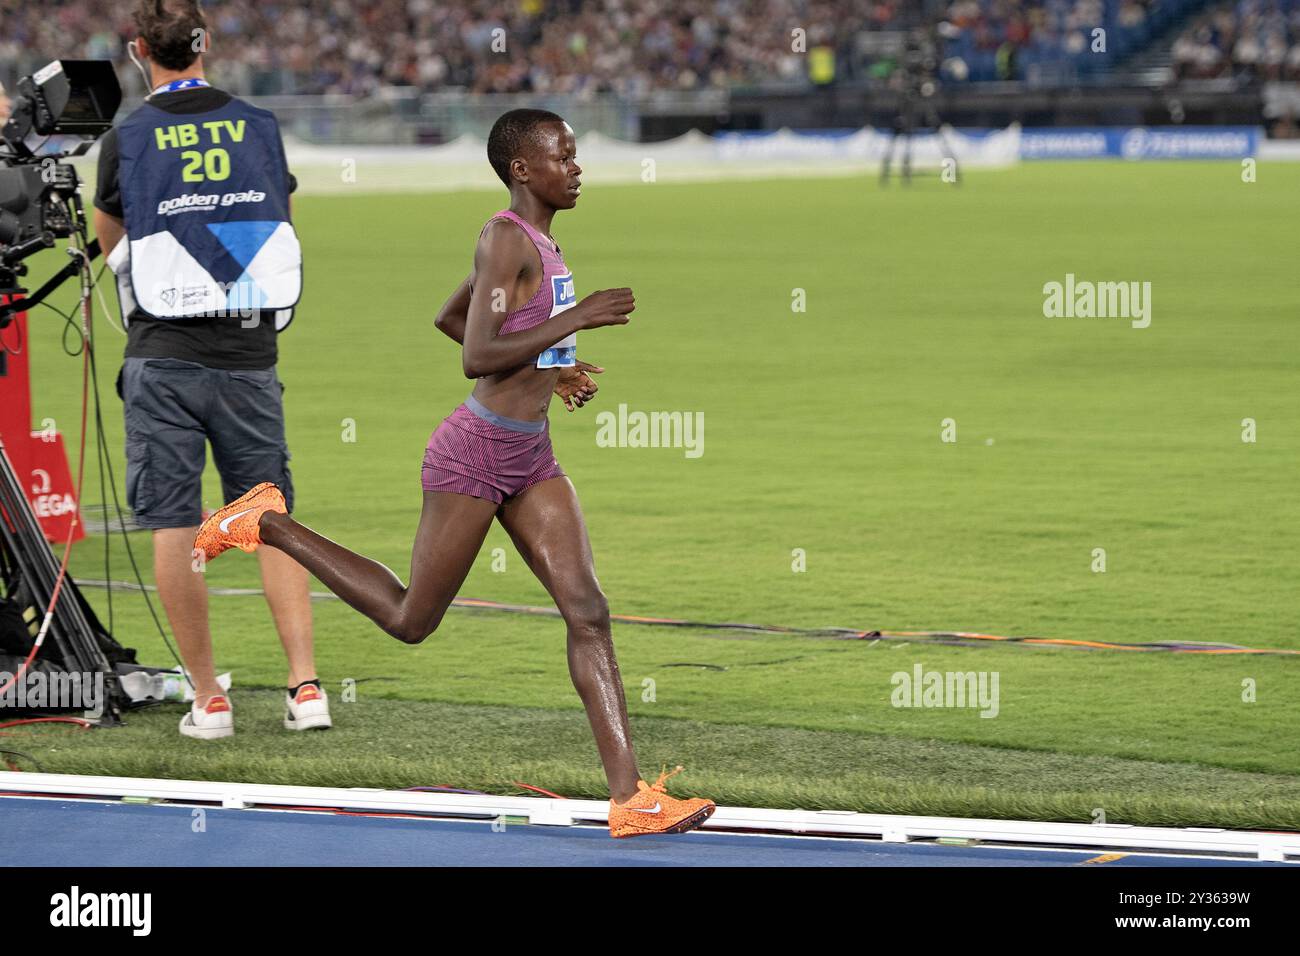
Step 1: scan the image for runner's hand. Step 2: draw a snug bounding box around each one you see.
[571,289,634,329]
[555,361,604,412]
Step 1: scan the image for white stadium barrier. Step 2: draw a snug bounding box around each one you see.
[276,125,1022,196]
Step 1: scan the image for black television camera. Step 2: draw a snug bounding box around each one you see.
[899,28,941,99]
[0,60,121,301]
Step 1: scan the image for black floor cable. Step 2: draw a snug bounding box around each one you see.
[89,262,113,636]
[82,260,189,685]
[35,247,190,689]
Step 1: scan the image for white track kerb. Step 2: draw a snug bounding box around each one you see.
[3,772,1298,862]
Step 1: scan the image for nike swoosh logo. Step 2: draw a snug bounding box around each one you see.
[219,508,255,533]
[630,803,662,814]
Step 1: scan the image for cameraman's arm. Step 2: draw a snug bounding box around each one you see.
[434,275,471,344]
[93,209,126,259]
[92,128,126,257]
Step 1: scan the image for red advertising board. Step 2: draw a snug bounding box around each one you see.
[0,301,84,544]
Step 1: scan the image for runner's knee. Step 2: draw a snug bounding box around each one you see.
[387,597,448,645]
[562,590,609,637]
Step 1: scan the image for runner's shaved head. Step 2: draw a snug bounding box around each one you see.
[487,109,566,186]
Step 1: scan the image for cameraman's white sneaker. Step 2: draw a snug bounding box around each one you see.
[285,683,331,731]
[179,695,234,740]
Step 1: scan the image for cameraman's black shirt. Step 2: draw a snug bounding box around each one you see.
[95,86,298,370]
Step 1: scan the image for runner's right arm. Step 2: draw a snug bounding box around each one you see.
[461,221,634,378]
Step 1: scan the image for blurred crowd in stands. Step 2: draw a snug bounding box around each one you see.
[11,0,860,96]
[935,0,1164,82]
[1,0,1298,96]
[1173,1,1300,80]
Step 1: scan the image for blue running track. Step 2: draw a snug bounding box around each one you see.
[0,797,1288,867]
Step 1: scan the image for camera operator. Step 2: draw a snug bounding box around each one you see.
[93,0,329,738]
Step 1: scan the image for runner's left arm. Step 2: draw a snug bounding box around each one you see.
[434,275,472,344]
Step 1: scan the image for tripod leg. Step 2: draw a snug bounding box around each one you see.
[0,441,124,723]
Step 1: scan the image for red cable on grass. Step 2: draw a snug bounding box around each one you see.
[0,258,92,702]
[0,716,92,733]
[512,782,567,799]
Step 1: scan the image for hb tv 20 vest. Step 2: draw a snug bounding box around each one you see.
[112,96,301,328]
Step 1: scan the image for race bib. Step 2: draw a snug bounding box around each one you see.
[537,272,576,368]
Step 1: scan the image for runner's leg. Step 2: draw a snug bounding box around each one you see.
[497,476,641,802]
[259,491,497,644]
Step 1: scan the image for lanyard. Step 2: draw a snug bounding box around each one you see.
[149,77,210,98]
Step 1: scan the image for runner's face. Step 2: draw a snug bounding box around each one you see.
[524,122,582,209]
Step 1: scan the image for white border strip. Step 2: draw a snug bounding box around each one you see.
[3,772,1296,861]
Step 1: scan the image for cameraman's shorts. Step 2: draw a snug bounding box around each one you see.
[119,357,295,530]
